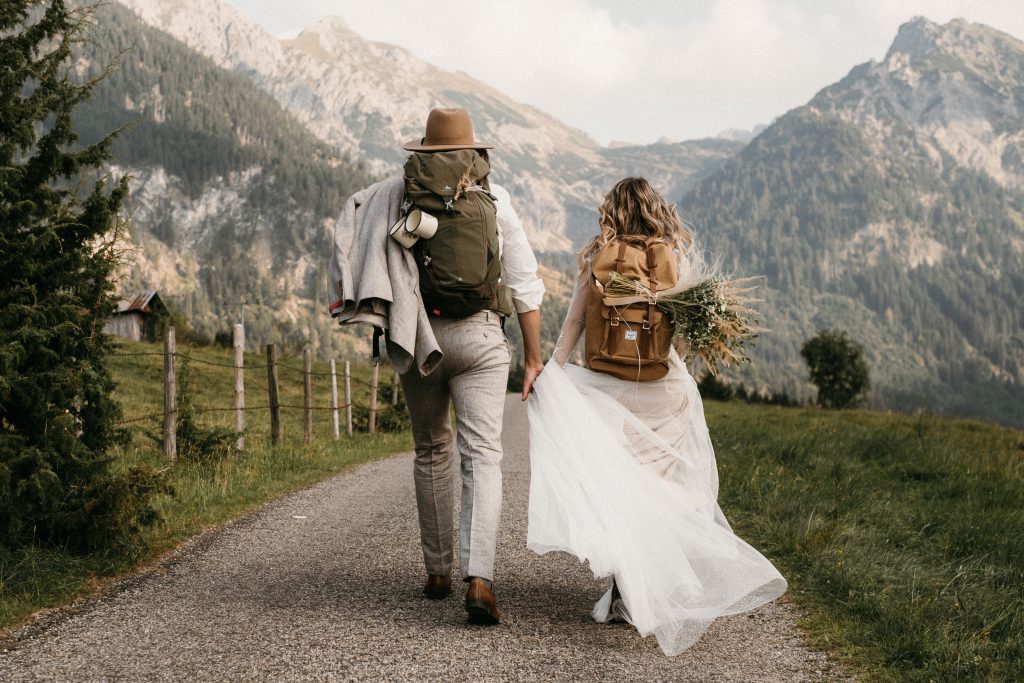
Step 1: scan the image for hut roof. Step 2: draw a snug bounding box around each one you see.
[113,290,166,315]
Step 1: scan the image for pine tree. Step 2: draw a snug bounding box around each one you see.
[0,0,158,550]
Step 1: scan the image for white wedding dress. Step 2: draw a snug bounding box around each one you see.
[526,254,787,656]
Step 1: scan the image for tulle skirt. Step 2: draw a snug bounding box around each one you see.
[526,355,787,655]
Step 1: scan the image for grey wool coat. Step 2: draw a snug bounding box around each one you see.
[328,176,443,376]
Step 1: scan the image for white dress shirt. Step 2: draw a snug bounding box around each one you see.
[491,183,546,313]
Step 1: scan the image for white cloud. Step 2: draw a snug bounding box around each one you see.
[230,0,1024,145]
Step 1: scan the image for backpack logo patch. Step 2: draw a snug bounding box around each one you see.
[624,330,638,341]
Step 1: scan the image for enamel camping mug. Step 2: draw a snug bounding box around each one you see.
[389,209,438,249]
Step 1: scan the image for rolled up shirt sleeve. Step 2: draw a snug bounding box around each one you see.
[492,184,545,313]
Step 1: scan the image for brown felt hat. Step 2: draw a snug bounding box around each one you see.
[402,107,493,152]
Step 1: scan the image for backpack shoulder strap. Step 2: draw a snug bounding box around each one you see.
[614,241,628,274]
[642,244,658,356]
[646,244,659,291]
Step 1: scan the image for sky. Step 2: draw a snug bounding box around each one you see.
[230,0,1024,146]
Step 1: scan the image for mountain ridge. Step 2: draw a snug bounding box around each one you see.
[809,16,1024,189]
[679,15,1024,425]
[113,0,739,251]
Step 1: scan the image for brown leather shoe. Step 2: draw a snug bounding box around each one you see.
[422,575,452,600]
[465,578,501,625]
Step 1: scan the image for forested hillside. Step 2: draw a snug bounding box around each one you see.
[74,1,373,354]
[680,18,1024,426]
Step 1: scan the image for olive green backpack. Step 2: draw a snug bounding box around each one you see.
[403,149,512,318]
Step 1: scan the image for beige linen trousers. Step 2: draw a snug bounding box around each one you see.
[399,310,510,583]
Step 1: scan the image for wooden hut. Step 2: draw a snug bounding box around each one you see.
[104,291,168,342]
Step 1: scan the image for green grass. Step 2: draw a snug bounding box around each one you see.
[4,344,1022,681]
[708,401,1024,682]
[0,340,412,631]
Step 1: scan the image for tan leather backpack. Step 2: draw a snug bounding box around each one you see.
[584,237,678,381]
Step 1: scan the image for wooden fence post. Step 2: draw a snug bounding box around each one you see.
[390,370,399,406]
[330,359,340,441]
[267,343,281,445]
[303,347,313,445]
[344,360,353,436]
[233,323,245,450]
[369,363,379,435]
[163,327,177,460]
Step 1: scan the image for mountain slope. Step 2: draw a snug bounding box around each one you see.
[114,0,740,251]
[76,1,372,354]
[680,17,1024,425]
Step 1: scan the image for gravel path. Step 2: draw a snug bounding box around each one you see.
[0,396,851,682]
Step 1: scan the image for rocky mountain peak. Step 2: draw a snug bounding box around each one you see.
[885,16,945,61]
[118,0,285,70]
[884,15,1024,85]
[809,16,1024,190]
[289,15,423,72]
[308,15,351,35]
[888,16,942,61]
[298,16,359,55]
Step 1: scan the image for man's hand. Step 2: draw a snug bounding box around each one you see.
[521,359,544,401]
[517,309,543,401]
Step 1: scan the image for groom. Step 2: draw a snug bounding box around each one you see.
[401,108,544,624]
[331,108,544,624]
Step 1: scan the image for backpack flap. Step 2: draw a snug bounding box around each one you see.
[591,239,677,293]
[404,150,490,201]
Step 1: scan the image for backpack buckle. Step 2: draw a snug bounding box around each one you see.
[610,316,620,327]
[642,319,652,330]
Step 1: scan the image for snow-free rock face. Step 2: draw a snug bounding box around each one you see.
[811,16,1024,189]
[114,0,738,251]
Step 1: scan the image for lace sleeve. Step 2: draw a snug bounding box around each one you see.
[552,265,590,366]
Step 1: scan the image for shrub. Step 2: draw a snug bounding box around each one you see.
[800,329,870,408]
[698,372,736,401]
[350,373,411,433]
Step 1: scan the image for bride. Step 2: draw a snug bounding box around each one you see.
[526,177,787,656]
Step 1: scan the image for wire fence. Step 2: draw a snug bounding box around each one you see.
[112,351,378,386]
[112,324,401,459]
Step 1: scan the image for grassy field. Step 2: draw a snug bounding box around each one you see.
[0,340,412,630]
[708,400,1023,682]
[3,342,1022,682]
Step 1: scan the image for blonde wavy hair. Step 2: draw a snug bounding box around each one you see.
[579,177,694,269]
